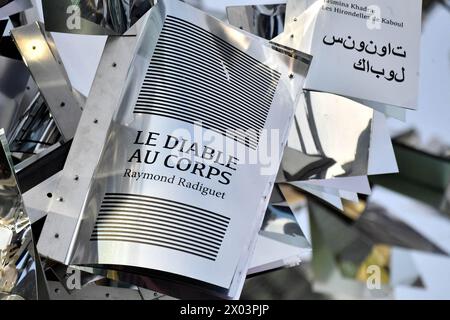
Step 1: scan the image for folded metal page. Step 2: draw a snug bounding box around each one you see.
[387,5,450,149]
[283,109,396,206]
[274,0,422,111]
[183,0,287,22]
[13,0,107,97]
[23,171,59,224]
[368,110,398,175]
[307,197,375,297]
[34,185,310,298]
[297,183,359,204]
[37,11,150,266]
[38,0,310,299]
[43,263,170,300]
[300,185,345,210]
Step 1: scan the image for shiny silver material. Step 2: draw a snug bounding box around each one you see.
[225,2,396,204]
[7,92,61,162]
[38,10,150,264]
[249,188,311,275]
[280,91,373,181]
[11,22,83,141]
[38,0,310,299]
[23,171,60,223]
[0,129,42,300]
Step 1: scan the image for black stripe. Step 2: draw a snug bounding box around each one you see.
[101,200,229,228]
[92,229,219,254]
[98,209,226,236]
[105,193,230,222]
[90,193,231,260]
[147,50,275,112]
[94,224,221,249]
[100,203,227,232]
[153,39,279,98]
[94,216,224,242]
[93,219,223,245]
[134,98,262,144]
[133,15,280,150]
[140,75,270,119]
[90,236,216,261]
[137,91,266,132]
[164,16,280,77]
[133,111,258,149]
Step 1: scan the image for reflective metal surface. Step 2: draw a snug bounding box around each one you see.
[8,92,61,162]
[281,91,373,181]
[38,10,152,265]
[11,22,83,141]
[225,1,396,207]
[38,0,310,299]
[0,129,42,300]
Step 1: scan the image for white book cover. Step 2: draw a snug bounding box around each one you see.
[275,0,422,110]
[37,0,310,299]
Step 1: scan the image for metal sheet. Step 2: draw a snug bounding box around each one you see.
[0,129,42,300]
[7,92,61,163]
[11,22,83,141]
[38,13,151,265]
[275,0,422,111]
[280,91,373,181]
[226,3,396,185]
[22,171,60,223]
[38,0,310,299]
